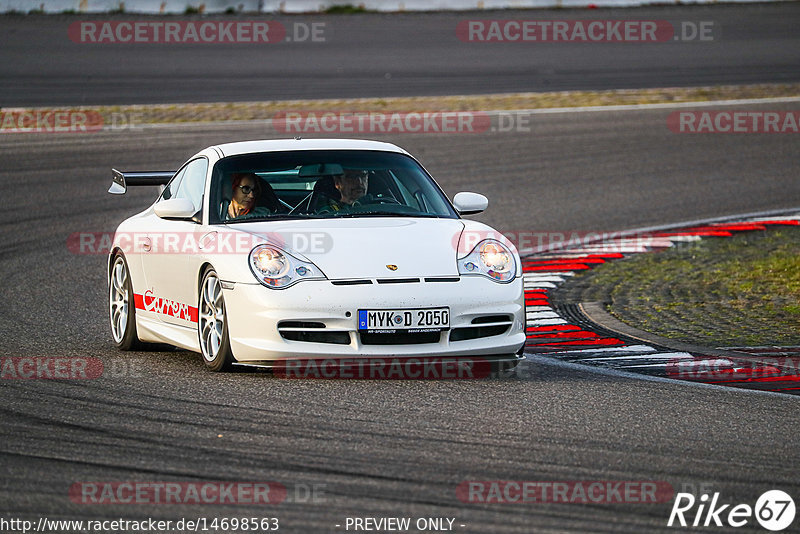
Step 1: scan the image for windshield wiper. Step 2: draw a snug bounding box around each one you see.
[330,211,439,218]
[223,214,315,223]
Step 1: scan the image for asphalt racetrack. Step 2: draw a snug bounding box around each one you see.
[0,3,799,105]
[2,102,800,532]
[2,4,800,534]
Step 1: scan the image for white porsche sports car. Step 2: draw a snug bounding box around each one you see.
[108,139,526,371]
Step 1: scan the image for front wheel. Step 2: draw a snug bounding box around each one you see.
[198,268,234,372]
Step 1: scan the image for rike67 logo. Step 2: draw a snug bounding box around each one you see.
[668,490,795,531]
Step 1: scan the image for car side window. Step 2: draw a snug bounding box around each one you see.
[160,166,187,201]
[175,158,208,211]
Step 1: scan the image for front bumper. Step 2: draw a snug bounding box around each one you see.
[223,275,526,362]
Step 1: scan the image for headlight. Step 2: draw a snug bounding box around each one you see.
[249,245,326,289]
[458,239,517,283]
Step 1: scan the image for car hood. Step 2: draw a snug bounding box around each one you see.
[227,218,466,280]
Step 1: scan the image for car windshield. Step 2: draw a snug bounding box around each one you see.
[210,149,458,224]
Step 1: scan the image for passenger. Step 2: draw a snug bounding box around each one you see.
[223,172,269,220]
[317,169,372,213]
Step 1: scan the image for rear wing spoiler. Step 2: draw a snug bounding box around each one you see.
[108,168,175,194]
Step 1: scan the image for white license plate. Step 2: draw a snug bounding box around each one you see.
[358,308,450,332]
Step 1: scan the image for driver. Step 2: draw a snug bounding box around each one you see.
[317,169,373,213]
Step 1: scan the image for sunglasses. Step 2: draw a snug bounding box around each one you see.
[237,185,257,195]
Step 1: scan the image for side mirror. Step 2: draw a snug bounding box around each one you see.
[154,198,197,220]
[453,192,488,215]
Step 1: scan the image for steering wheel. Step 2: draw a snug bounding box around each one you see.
[288,192,314,215]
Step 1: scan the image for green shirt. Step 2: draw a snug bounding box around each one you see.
[316,194,375,214]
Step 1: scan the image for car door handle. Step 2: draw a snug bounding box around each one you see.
[199,232,217,250]
[141,237,152,252]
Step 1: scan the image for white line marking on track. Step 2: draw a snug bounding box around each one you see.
[524,282,557,289]
[485,96,800,116]
[523,353,798,399]
[526,311,561,320]
[578,352,694,362]
[612,363,672,369]
[527,318,568,326]
[523,275,568,283]
[546,345,657,355]
[664,235,703,242]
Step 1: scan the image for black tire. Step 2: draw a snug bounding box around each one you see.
[109,253,144,350]
[198,267,235,372]
[489,345,526,377]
